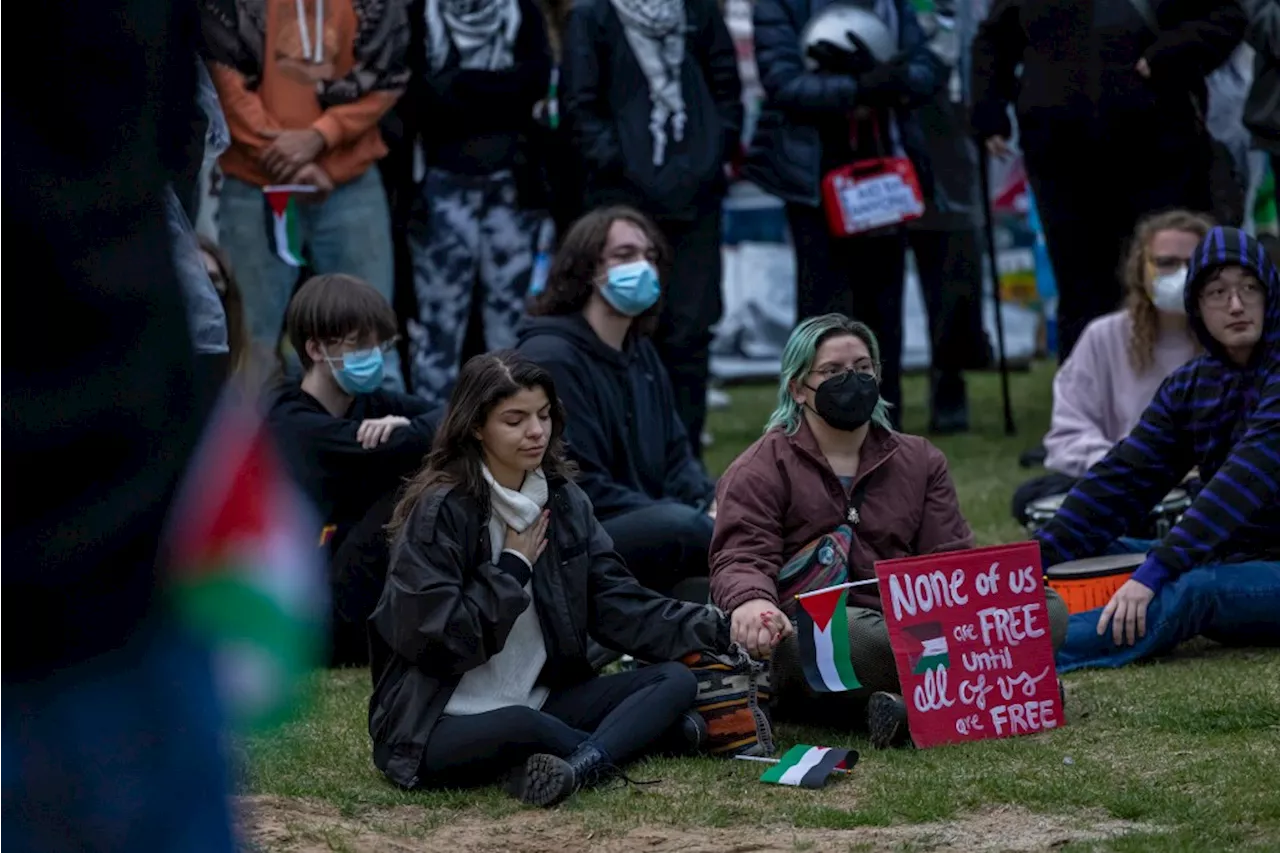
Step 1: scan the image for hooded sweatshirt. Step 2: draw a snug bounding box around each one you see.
[515,314,715,519]
[1037,227,1280,592]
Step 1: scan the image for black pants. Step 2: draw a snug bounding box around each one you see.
[786,203,906,426]
[602,502,713,598]
[419,662,698,787]
[910,226,990,421]
[1021,122,1211,361]
[327,490,400,667]
[652,210,724,459]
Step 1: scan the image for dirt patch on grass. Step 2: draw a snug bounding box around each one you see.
[241,795,1159,852]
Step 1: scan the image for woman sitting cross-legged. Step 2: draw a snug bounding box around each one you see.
[709,314,1069,747]
[368,350,731,805]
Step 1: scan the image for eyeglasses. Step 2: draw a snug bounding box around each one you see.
[1200,280,1264,309]
[323,336,400,356]
[809,360,878,380]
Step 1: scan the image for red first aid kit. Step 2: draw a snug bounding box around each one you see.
[821,115,925,238]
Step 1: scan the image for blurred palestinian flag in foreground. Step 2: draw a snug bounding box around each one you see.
[165,396,327,732]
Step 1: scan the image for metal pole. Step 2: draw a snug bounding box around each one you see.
[976,141,1016,436]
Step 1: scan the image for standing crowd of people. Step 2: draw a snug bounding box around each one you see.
[7,0,1279,847]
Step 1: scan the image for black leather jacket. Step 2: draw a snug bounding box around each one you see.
[368,474,730,789]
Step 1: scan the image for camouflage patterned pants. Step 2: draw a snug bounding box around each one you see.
[406,168,544,405]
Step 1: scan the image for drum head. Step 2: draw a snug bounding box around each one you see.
[1028,493,1068,515]
[1046,552,1146,579]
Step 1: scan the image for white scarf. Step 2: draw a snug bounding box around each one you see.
[609,0,687,166]
[481,465,549,562]
[425,0,522,74]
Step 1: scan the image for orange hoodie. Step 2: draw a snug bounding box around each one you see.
[207,0,403,187]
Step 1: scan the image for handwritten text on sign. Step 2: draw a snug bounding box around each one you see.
[874,542,1062,749]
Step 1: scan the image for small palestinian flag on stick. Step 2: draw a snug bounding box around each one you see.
[905,621,950,674]
[796,582,870,692]
[754,745,857,789]
[263,185,317,267]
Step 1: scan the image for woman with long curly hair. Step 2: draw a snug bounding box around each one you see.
[1012,209,1212,527]
[368,350,730,806]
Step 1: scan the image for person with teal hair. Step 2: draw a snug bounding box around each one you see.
[710,313,1069,746]
[763,314,897,434]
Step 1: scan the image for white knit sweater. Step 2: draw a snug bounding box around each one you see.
[443,467,551,716]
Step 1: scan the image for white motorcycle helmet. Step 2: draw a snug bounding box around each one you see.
[799,3,896,72]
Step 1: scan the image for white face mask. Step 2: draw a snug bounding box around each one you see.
[1150,266,1188,314]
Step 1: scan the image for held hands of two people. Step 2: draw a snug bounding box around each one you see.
[730,598,795,659]
[1097,579,1156,647]
[505,510,551,564]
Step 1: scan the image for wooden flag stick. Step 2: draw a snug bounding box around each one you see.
[794,578,881,600]
[733,755,853,774]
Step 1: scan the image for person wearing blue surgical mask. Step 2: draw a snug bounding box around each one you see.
[516,207,718,621]
[265,274,445,667]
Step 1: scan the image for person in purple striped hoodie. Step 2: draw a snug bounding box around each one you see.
[1036,226,1279,672]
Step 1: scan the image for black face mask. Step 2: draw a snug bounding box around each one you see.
[807,371,880,432]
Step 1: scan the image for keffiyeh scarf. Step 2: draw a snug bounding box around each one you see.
[609,0,687,166]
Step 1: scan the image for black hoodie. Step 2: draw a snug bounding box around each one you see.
[265,381,443,546]
[516,314,715,519]
[1037,227,1280,590]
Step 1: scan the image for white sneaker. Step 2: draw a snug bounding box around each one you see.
[707,387,731,410]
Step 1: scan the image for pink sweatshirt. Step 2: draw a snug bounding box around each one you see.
[1044,311,1198,478]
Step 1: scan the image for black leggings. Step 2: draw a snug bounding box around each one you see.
[419,661,697,787]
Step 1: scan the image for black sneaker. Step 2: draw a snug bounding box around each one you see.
[867,691,909,749]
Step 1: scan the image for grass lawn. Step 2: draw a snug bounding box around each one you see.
[242,363,1280,853]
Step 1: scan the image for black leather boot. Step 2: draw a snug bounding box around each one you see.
[505,743,614,808]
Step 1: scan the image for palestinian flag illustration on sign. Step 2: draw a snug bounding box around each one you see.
[904,621,950,674]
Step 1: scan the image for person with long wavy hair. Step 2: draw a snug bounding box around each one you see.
[369,350,730,806]
[1012,210,1211,529]
[518,206,716,604]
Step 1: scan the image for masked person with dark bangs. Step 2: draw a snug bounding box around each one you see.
[267,274,444,666]
[709,313,1070,747]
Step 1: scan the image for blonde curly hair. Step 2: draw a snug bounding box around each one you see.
[1121,209,1215,374]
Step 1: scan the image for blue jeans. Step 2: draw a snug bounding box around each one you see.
[167,185,228,356]
[218,169,404,389]
[3,621,236,853]
[1056,538,1280,673]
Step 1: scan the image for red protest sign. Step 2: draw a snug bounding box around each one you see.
[874,542,1062,749]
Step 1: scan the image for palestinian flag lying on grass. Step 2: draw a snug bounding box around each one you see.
[760,745,857,789]
[263,185,316,267]
[165,394,327,732]
[796,584,862,692]
[905,621,950,674]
